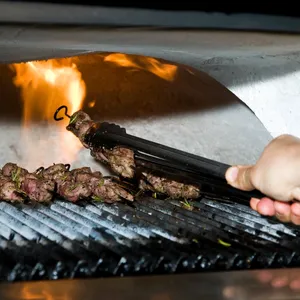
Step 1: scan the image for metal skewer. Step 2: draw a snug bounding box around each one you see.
[54,105,71,121]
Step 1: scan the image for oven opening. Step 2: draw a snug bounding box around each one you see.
[1,52,269,170]
[0,51,295,283]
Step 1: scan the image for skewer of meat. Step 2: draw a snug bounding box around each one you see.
[66,110,200,200]
[0,163,134,204]
[2,163,55,203]
[65,111,135,179]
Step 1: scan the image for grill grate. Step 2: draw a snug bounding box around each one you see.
[0,195,300,282]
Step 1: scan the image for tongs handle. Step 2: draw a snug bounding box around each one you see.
[135,152,265,201]
[85,122,230,180]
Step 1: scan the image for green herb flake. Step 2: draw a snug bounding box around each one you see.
[192,238,198,244]
[61,174,68,181]
[11,167,20,182]
[69,114,78,124]
[69,184,79,191]
[98,178,105,187]
[92,195,103,202]
[218,239,231,247]
[180,199,193,211]
[15,179,21,189]
[11,167,21,188]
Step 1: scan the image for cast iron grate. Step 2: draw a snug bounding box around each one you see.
[0,194,300,282]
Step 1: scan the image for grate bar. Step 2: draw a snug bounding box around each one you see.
[0,194,299,282]
[202,199,300,237]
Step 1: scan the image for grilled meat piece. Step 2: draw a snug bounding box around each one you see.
[0,175,24,202]
[70,167,92,176]
[66,111,136,179]
[37,163,71,189]
[56,166,133,203]
[66,110,93,148]
[2,162,29,187]
[0,182,23,202]
[21,173,55,203]
[58,180,92,203]
[92,177,134,203]
[57,167,94,202]
[2,163,28,178]
[1,164,55,203]
[140,172,200,199]
[91,146,135,179]
[39,163,70,181]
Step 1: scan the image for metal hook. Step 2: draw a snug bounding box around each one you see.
[54,105,71,121]
[64,164,71,171]
[35,167,44,175]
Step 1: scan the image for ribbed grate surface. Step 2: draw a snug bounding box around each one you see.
[0,195,300,282]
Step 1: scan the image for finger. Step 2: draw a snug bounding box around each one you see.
[290,279,300,290]
[225,165,255,191]
[256,197,276,216]
[222,286,237,299]
[256,270,273,283]
[271,276,289,288]
[291,202,300,225]
[274,201,291,223]
[250,198,260,211]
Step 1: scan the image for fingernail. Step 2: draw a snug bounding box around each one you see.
[226,167,239,182]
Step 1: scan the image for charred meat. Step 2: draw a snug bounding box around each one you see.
[0,174,24,202]
[58,166,133,203]
[139,172,200,199]
[91,146,135,179]
[21,174,55,203]
[0,163,134,204]
[66,110,93,148]
[66,111,136,179]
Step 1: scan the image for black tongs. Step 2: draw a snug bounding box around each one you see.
[54,106,265,201]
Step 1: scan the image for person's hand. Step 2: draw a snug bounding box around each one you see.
[255,269,300,290]
[225,134,300,224]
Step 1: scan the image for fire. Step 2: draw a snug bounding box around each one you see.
[88,99,96,108]
[104,53,177,81]
[10,59,86,168]
[8,53,176,168]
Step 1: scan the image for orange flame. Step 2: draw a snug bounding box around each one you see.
[104,53,177,81]
[10,59,86,168]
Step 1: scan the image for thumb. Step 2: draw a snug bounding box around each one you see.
[225,165,255,191]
